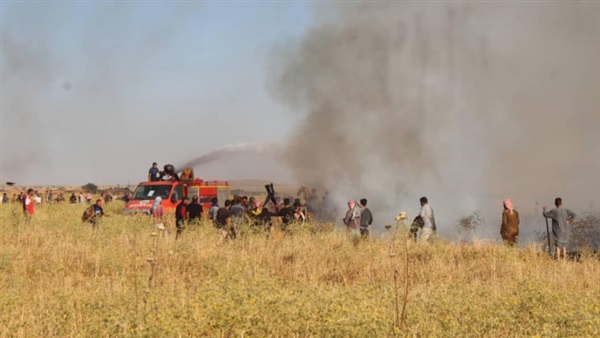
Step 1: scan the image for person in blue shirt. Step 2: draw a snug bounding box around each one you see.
[148,162,160,181]
[82,199,106,227]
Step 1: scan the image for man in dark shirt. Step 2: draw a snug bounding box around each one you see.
[148,162,160,182]
[258,207,275,224]
[216,200,235,239]
[359,198,373,239]
[175,197,190,240]
[187,195,204,223]
[277,198,296,226]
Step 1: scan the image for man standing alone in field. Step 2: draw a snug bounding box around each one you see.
[543,197,576,259]
[500,198,519,246]
[418,197,436,241]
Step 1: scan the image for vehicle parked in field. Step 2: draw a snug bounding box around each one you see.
[125,178,230,215]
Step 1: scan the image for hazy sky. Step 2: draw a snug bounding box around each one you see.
[1,2,310,185]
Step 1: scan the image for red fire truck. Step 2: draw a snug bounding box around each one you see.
[125,178,230,214]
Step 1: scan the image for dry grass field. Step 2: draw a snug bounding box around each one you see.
[1,201,599,337]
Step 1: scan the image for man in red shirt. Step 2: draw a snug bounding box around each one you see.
[22,189,35,218]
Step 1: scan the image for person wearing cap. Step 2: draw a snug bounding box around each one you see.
[148,162,160,182]
[188,195,204,223]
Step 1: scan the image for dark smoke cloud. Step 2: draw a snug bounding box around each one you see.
[270,2,600,230]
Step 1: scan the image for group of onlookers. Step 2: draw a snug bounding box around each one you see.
[150,193,312,240]
[0,190,95,206]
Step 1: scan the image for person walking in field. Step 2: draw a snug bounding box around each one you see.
[359,198,373,239]
[418,197,436,242]
[543,197,576,259]
[23,189,35,218]
[82,199,106,227]
[69,193,77,204]
[500,198,520,246]
[175,197,190,240]
[152,197,168,237]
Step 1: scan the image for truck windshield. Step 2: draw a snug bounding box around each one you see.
[132,185,172,200]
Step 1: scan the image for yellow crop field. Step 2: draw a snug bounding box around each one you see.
[1,202,599,337]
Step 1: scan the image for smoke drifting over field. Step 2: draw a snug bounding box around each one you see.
[271,2,600,225]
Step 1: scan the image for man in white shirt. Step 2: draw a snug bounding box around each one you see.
[418,196,436,242]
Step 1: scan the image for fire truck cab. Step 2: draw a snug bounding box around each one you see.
[125,178,230,214]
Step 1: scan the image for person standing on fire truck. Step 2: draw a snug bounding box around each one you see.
[148,162,160,182]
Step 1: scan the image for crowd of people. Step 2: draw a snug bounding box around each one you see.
[151,192,311,240]
[144,162,580,257]
[0,190,97,206]
[3,162,580,260]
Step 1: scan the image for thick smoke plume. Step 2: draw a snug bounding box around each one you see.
[271,2,600,230]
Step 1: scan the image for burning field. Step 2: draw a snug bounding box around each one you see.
[0,201,599,337]
[1,1,599,336]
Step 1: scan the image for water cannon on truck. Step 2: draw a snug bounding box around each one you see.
[125,166,230,215]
